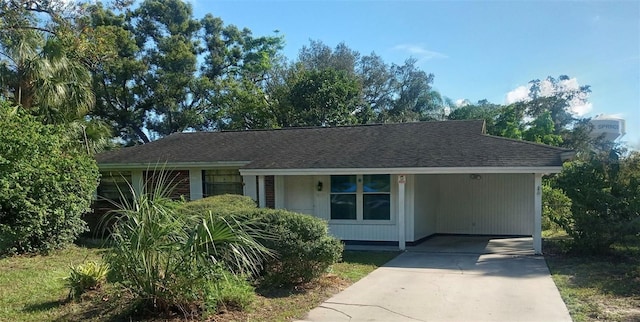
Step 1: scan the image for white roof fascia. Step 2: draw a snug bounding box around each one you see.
[99,161,251,170]
[239,166,563,176]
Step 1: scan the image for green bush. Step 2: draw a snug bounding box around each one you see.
[64,261,110,299]
[180,196,343,287]
[180,194,256,216]
[542,183,572,232]
[0,102,99,255]
[253,209,343,287]
[104,177,269,316]
[556,150,640,253]
[207,270,256,313]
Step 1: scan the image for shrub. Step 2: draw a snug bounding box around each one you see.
[542,183,572,232]
[254,209,343,287]
[180,194,256,216]
[0,102,99,255]
[104,175,270,316]
[206,270,256,314]
[556,150,640,253]
[65,261,110,299]
[179,196,343,287]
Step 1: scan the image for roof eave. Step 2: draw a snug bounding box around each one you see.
[239,166,564,176]
[98,161,251,170]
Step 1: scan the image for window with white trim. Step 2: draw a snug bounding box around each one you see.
[330,174,391,221]
[202,169,243,197]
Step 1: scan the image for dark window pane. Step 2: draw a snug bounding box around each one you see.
[363,194,390,220]
[363,174,390,192]
[202,169,243,197]
[331,194,356,219]
[98,172,132,201]
[331,175,357,193]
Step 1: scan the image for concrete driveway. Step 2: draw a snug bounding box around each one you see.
[300,236,571,322]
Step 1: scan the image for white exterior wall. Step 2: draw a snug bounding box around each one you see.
[434,173,534,235]
[280,175,402,242]
[242,175,257,202]
[413,175,439,240]
[189,169,203,200]
[282,176,315,215]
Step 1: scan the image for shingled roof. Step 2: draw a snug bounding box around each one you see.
[96,120,572,170]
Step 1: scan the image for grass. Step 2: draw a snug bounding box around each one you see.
[0,244,104,321]
[0,245,399,322]
[544,237,640,322]
[216,250,401,322]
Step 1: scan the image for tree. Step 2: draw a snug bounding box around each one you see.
[447,100,501,134]
[298,40,359,74]
[555,148,640,252]
[287,68,363,127]
[358,53,393,118]
[0,10,94,123]
[377,58,441,123]
[0,101,99,255]
[523,111,563,145]
[88,0,284,144]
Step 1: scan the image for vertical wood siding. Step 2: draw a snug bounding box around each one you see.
[413,175,439,240]
[283,176,315,215]
[282,175,399,242]
[433,174,533,235]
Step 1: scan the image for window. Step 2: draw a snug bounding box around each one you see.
[202,169,243,197]
[97,171,132,201]
[330,174,391,221]
[330,175,357,220]
[363,174,391,220]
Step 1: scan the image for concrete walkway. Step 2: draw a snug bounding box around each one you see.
[300,237,571,322]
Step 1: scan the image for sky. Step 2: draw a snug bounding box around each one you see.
[190,0,639,147]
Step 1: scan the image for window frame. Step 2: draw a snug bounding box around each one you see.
[97,171,133,202]
[329,174,392,223]
[202,169,244,198]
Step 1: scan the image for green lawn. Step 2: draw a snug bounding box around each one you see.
[0,246,399,321]
[0,245,103,321]
[544,238,640,322]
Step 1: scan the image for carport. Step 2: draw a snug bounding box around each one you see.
[407,173,541,253]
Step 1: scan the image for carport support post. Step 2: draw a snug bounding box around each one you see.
[398,175,406,250]
[534,173,543,255]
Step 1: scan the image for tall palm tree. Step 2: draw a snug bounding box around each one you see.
[0,27,94,123]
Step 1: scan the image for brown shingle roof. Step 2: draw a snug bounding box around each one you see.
[96,120,571,169]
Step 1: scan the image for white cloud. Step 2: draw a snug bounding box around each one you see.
[505,85,529,104]
[393,44,448,61]
[455,98,470,107]
[504,77,593,116]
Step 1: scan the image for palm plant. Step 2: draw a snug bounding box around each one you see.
[102,169,270,314]
[0,27,94,124]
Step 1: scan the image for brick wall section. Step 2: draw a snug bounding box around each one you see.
[144,170,191,200]
[265,175,275,208]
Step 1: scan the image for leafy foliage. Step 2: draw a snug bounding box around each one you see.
[0,13,94,123]
[87,0,284,143]
[555,150,640,252]
[64,261,110,299]
[103,174,270,315]
[181,194,257,215]
[180,195,344,287]
[542,183,572,232]
[0,101,99,255]
[254,209,343,287]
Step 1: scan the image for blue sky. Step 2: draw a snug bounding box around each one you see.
[191,0,639,147]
